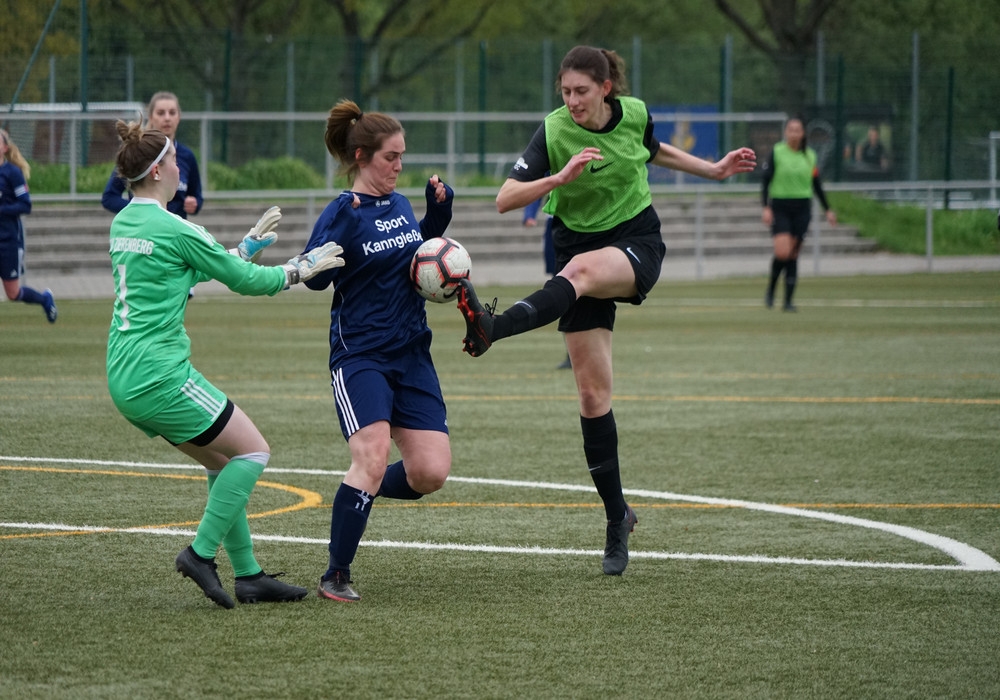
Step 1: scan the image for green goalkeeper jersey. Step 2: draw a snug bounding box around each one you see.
[106,199,286,421]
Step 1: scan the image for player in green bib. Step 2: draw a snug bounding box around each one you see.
[760,116,837,311]
[455,45,757,575]
[107,118,344,608]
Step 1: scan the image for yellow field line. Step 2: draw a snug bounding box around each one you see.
[0,466,322,540]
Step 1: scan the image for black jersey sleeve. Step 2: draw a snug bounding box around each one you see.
[508,124,551,183]
[760,152,775,206]
[643,109,660,162]
[812,174,831,212]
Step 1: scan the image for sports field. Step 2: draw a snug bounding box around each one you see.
[2,272,998,698]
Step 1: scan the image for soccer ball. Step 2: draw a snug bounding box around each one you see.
[410,237,472,303]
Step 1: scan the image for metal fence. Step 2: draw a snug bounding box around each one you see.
[0,108,794,192]
[30,179,999,281]
[3,34,998,182]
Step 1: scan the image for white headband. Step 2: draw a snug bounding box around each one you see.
[128,137,171,182]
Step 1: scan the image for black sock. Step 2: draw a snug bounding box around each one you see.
[767,258,785,296]
[492,276,576,341]
[235,571,266,582]
[187,546,214,564]
[580,410,626,523]
[784,259,798,304]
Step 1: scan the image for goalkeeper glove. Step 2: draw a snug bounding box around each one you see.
[235,206,282,262]
[283,242,345,286]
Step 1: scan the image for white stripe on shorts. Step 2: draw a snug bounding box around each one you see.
[331,368,360,436]
[181,379,224,416]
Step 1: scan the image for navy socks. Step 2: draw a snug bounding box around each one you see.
[377,460,423,500]
[325,483,374,578]
[17,286,45,305]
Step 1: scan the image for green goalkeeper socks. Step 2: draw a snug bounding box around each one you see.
[191,454,268,571]
[205,470,263,578]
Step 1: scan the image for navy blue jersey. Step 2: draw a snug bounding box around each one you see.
[0,161,31,242]
[102,140,203,218]
[303,181,453,370]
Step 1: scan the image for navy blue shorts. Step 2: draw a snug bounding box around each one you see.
[329,342,448,441]
[0,230,25,281]
[552,205,666,333]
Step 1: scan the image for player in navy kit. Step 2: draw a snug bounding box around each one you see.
[301,99,455,602]
[0,128,57,322]
[102,92,203,219]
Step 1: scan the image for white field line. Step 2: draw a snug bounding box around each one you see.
[650,298,996,309]
[2,455,998,572]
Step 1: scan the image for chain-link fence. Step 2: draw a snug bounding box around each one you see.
[3,34,997,187]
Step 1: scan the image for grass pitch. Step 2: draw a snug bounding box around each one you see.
[1,272,999,698]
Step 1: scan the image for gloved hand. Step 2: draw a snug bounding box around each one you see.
[283,242,345,285]
[237,206,282,262]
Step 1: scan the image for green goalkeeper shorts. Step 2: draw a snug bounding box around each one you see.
[119,366,229,445]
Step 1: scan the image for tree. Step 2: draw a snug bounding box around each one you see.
[91,0,305,104]
[1,0,79,105]
[313,0,502,103]
[713,0,842,110]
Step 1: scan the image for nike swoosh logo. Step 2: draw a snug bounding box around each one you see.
[589,162,610,173]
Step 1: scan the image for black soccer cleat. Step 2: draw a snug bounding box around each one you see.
[175,546,235,609]
[317,571,361,603]
[602,504,638,576]
[456,279,496,357]
[235,571,309,604]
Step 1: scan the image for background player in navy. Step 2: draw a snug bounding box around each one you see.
[302,99,454,603]
[102,91,203,219]
[0,128,56,322]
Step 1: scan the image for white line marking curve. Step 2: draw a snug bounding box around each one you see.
[2,456,998,572]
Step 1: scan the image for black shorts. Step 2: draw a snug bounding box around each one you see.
[770,198,812,239]
[552,205,666,333]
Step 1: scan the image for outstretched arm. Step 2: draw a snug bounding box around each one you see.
[496,147,604,214]
[651,143,757,181]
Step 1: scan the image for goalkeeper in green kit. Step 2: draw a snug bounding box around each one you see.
[106,118,344,608]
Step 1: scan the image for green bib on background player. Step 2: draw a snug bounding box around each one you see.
[767,142,819,200]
